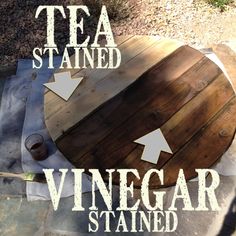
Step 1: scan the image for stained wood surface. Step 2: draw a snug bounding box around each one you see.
[45,36,183,140]
[44,36,236,188]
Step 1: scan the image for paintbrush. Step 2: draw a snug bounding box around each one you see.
[0,172,47,183]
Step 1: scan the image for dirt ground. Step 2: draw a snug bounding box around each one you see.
[113,0,236,45]
[0,0,236,66]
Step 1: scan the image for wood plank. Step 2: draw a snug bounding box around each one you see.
[159,97,236,188]
[62,52,223,171]
[112,96,236,188]
[44,36,132,98]
[45,35,159,118]
[56,46,206,163]
[109,73,235,186]
[44,35,133,96]
[161,74,234,155]
[45,38,183,140]
[81,58,222,162]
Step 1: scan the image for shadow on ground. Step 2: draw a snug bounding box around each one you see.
[218,193,236,236]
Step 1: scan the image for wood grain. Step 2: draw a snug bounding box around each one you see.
[56,46,205,163]
[109,74,235,186]
[44,35,133,112]
[45,37,183,140]
[59,55,223,169]
[160,97,236,187]
[44,37,236,188]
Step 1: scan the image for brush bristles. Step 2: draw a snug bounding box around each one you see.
[24,173,47,183]
[32,173,47,183]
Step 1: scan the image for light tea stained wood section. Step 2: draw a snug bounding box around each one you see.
[44,36,236,188]
[45,36,183,140]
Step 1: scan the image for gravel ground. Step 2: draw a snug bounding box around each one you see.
[0,0,236,66]
[112,0,236,47]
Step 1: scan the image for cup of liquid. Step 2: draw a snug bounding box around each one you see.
[25,134,48,161]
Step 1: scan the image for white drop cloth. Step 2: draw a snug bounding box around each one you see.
[17,58,92,201]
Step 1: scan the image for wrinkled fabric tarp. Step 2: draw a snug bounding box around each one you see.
[0,58,92,201]
[0,75,29,195]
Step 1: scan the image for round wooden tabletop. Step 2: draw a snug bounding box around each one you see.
[44,36,236,188]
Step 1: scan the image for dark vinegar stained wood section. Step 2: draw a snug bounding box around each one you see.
[45,37,236,188]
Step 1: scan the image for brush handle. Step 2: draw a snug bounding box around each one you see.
[0,172,25,180]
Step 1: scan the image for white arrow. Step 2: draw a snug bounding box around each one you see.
[44,71,83,101]
[134,128,172,164]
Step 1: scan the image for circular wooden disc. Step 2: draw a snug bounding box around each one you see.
[44,36,236,188]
